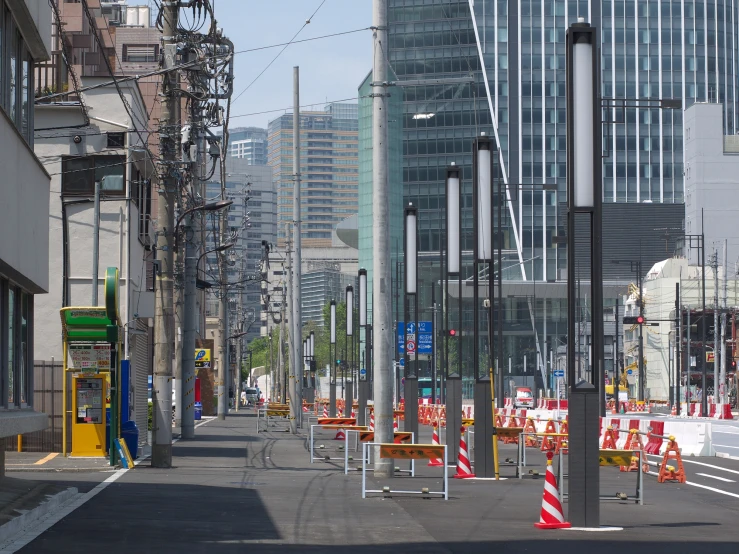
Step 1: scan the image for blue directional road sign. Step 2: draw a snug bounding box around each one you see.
[627,369,633,375]
[399,358,405,368]
[397,321,433,354]
[553,370,565,378]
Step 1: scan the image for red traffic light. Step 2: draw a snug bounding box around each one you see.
[636,316,645,324]
[449,329,457,336]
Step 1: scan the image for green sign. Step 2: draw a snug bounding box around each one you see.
[60,267,120,343]
[105,267,119,324]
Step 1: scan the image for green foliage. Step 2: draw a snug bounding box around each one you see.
[147,403,153,431]
[240,300,360,382]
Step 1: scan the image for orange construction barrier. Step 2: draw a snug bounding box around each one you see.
[523,418,538,448]
[657,436,686,483]
[553,419,568,454]
[620,429,646,473]
[540,419,557,452]
[503,415,519,444]
[601,425,618,450]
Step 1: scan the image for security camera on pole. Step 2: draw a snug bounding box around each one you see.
[345,286,355,419]
[358,268,369,425]
[330,300,337,417]
[565,19,603,529]
[472,134,499,479]
[403,203,419,438]
[445,163,463,462]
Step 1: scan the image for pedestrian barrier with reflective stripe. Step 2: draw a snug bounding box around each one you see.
[361,442,448,500]
[309,424,368,463]
[344,430,414,474]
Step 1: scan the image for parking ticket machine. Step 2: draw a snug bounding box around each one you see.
[71,374,107,457]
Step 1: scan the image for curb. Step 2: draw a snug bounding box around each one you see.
[0,487,80,547]
[716,452,739,461]
[5,467,119,473]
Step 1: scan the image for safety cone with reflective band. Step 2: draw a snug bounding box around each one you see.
[393,416,399,431]
[323,404,328,418]
[670,404,677,416]
[428,422,444,467]
[453,427,475,478]
[334,427,346,441]
[534,452,571,529]
[369,411,375,430]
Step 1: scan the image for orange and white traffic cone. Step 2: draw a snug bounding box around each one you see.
[393,416,399,431]
[323,404,328,418]
[334,427,346,441]
[428,422,444,467]
[534,452,571,529]
[369,411,375,431]
[453,427,475,479]
[670,404,677,416]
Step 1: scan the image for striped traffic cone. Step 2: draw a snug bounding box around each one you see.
[369,411,375,431]
[323,404,328,418]
[334,428,346,441]
[534,452,571,529]
[393,416,399,431]
[428,422,444,467]
[453,427,475,478]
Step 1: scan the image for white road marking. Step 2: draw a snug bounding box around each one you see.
[695,472,736,483]
[687,481,739,499]
[713,444,739,449]
[645,455,739,476]
[713,429,739,435]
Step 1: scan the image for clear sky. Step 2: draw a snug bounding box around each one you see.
[129,0,373,129]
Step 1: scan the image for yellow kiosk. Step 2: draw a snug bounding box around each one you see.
[71,373,106,456]
[61,268,122,463]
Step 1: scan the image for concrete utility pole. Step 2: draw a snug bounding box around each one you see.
[233,261,244,413]
[721,240,728,402]
[713,249,720,401]
[217,198,230,420]
[371,0,393,477]
[290,66,303,431]
[152,0,178,467]
[180,128,207,438]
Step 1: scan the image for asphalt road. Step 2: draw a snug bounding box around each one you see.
[4,412,739,554]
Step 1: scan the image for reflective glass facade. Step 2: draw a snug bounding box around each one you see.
[382,0,714,396]
[388,0,737,282]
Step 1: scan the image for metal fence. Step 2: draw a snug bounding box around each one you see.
[4,361,70,453]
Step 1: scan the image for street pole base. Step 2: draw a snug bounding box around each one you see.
[534,522,572,530]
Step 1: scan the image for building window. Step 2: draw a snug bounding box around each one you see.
[107,132,125,148]
[61,155,127,196]
[1,280,33,409]
[123,44,159,63]
[0,5,34,145]
[7,285,14,406]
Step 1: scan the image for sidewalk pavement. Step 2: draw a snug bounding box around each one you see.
[0,411,737,553]
[4,453,117,473]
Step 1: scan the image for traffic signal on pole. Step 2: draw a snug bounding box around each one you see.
[448,329,457,336]
[336,359,341,365]
[623,315,645,325]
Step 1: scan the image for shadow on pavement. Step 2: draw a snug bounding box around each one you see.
[17,482,280,553]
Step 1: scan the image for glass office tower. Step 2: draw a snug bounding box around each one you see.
[389,0,737,281]
[268,103,359,249]
[383,0,718,396]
